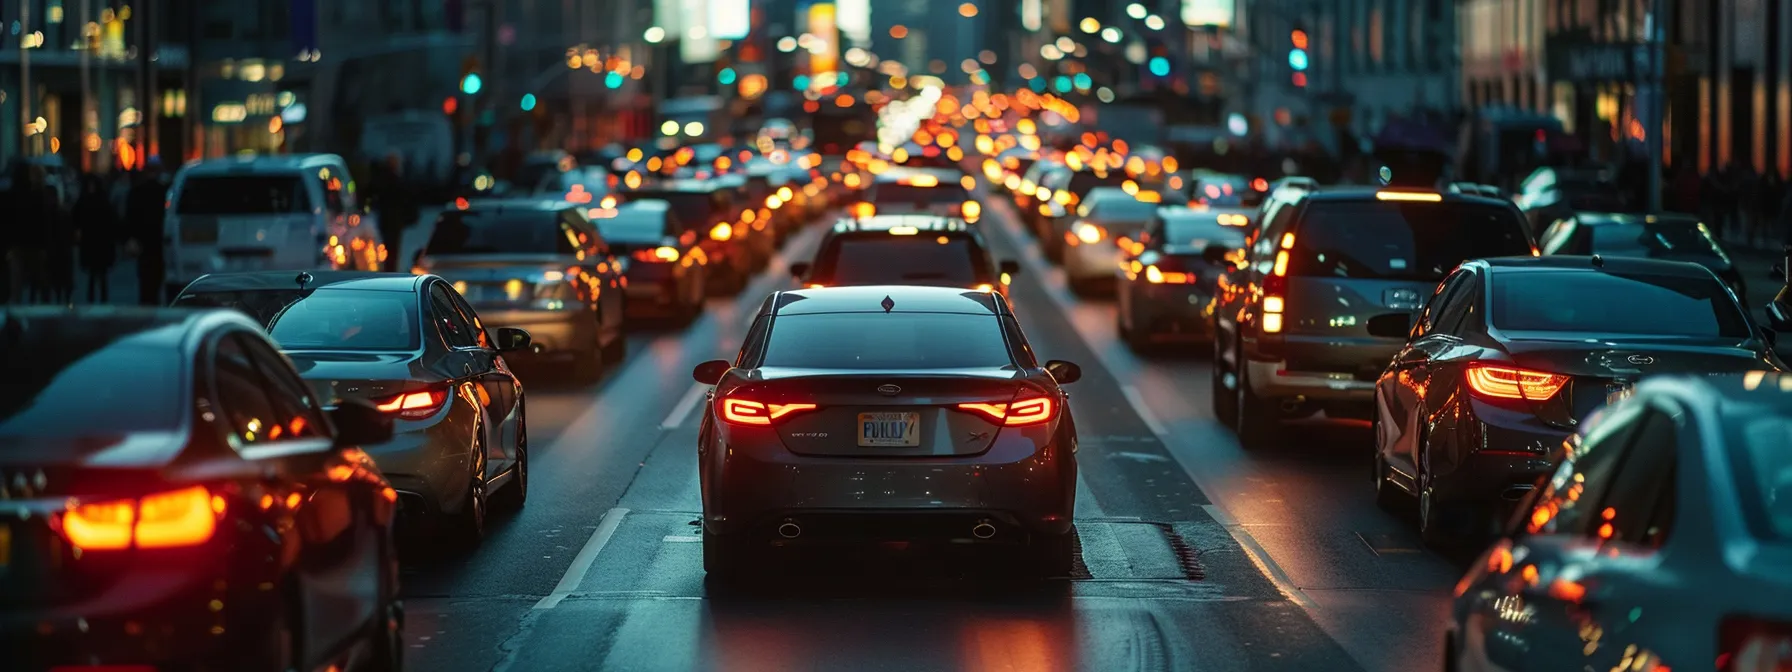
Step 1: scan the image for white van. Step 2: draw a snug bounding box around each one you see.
[165,154,385,296]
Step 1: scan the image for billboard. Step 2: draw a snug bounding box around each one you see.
[807,3,839,77]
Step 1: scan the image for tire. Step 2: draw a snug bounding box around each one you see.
[1211,332,1239,426]
[1372,446,1410,513]
[1032,530,1077,579]
[1416,469,1458,550]
[1234,356,1280,450]
[364,569,404,672]
[448,436,488,548]
[492,403,528,512]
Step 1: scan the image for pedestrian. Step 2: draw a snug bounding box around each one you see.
[126,158,173,305]
[46,177,76,305]
[73,173,120,303]
[7,164,56,303]
[370,154,417,272]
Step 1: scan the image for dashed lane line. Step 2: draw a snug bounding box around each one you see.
[533,507,630,610]
[660,383,710,430]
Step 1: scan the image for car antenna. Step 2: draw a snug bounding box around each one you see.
[296,271,314,289]
[1590,254,1604,269]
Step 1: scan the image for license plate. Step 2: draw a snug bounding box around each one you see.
[1606,384,1634,405]
[858,412,920,447]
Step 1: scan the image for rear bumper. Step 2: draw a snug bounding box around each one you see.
[1430,400,1566,509]
[1127,284,1216,339]
[1245,358,1377,401]
[362,411,476,514]
[1063,240,1120,281]
[704,435,1076,540]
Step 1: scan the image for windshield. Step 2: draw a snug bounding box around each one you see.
[426,211,578,255]
[1729,412,1792,541]
[762,313,1013,369]
[815,235,988,286]
[176,175,311,214]
[594,209,670,244]
[1590,221,1727,260]
[174,288,423,351]
[1288,201,1533,281]
[871,183,970,206]
[1162,217,1250,252]
[1491,271,1751,337]
[627,191,720,227]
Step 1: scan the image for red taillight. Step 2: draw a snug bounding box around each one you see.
[632,246,682,263]
[375,387,451,420]
[1144,265,1195,284]
[720,398,819,426]
[956,396,1057,426]
[1464,364,1569,401]
[56,485,224,551]
[1719,616,1792,672]
[850,202,876,218]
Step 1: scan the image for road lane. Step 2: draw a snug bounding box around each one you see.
[974,189,1457,671]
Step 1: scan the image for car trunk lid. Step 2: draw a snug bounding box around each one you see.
[735,369,1028,457]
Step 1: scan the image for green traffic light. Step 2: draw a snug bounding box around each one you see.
[461,73,484,95]
[521,93,537,111]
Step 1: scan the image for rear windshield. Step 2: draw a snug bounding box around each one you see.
[1086,197,1158,222]
[594,209,670,244]
[0,334,184,438]
[1728,413,1792,541]
[1490,271,1750,337]
[426,211,578,255]
[1163,217,1249,252]
[627,191,723,226]
[1068,171,1129,195]
[174,288,423,351]
[762,313,1013,369]
[176,175,311,214]
[815,234,988,286]
[1590,221,1726,260]
[1288,201,1532,281]
[870,183,970,206]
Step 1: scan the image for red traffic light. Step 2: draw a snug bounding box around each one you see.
[1292,72,1308,87]
[442,97,459,115]
[1291,30,1308,49]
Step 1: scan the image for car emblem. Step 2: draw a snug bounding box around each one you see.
[877,384,902,396]
[965,431,990,443]
[881,295,896,313]
[1626,354,1656,365]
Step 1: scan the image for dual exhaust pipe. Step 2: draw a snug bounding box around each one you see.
[774,520,999,540]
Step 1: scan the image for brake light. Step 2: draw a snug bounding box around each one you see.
[375,387,451,420]
[1718,616,1792,672]
[720,398,819,425]
[1145,265,1194,284]
[1375,190,1443,202]
[57,485,223,551]
[962,200,982,221]
[850,202,876,218]
[710,222,734,241]
[957,396,1058,426]
[634,246,681,263]
[1072,222,1105,244]
[1464,364,1569,400]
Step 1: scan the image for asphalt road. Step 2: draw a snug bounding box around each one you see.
[383,187,1477,672]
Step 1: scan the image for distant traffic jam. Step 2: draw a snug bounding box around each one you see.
[6,80,1790,672]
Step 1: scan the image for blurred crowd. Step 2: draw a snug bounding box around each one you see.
[1,160,174,306]
[1676,162,1792,250]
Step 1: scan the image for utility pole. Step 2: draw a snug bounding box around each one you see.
[1645,0,1666,212]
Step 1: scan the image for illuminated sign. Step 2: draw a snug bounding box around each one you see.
[212,103,248,123]
[709,0,749,40]
[1181,0,1234,27]
[807,3,838,77]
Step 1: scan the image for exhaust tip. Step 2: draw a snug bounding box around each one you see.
[777,522,802,539]
[971,522,997,540]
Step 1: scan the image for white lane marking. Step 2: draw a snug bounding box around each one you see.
[661,535,703,542]
[533,507,629,610]
[1120,385,1169,436]
[986,197,1322,612]
[660,383,710,430]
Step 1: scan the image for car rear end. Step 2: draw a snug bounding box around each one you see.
[166,167,333,292]
[858,178,977,221]
[596,206,703,318]
[1062,193,1161,284]
[808,228,999,291]
[1124,211,1250,342]
[632,188,754,292]
[420,208,600,362]
[1249,194,1536,418]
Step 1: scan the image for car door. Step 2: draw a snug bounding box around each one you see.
[428,282,502,479]
[1379,269,1476,474]
[212,330,376,666]
[446,286,521,470]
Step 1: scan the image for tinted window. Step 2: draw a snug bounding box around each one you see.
[1086,197,1158,222]
[1068,171,1128,195]
[1160,216,1249,252]
[176,175,311,214]
[815,235,988,285]
[1589,220,1726,260]
[0,328,186,439]
[214,335,283,447]
[627,191,721,227]
[1288,201,1532,281]
[1598,410,1678,547]
[762,313,1014,369]
[594,208,671,244]
[175,289,423,351]
[430,285,479,347]
[870,183,970,206]
[1730,411,1792,540]
[427,210,579,255]
[1491,270,1750,337]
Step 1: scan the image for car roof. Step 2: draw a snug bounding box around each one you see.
[180,271,426,294]
[0,305,263,355]
[874,167,962,183]
[1476,255,1720,278]
[768,285,1006,317]
[447,198,577,212]
[1298,187,1513,208]
[830,215,972,233]
[1569,212,1704,227]
[617,200,671,215]
[182,153,346,175]
[630,180,724,193]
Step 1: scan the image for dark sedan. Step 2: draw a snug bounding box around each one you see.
[0,307,402,671]
[1116,205,1251,349]
[1370,256,1779,547]
[592,200,709,323]
[1538,211,1746,299]
[1448,374,1792,672]
[174,271,533,546]
[790,215,1019,294]
[691,286,1083,580]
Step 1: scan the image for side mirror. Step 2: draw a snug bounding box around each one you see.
[329,398,394,448]
[1366,312,1416,339]
[789,262,811,279]
[1201,243,1231,265]
[494,326,533,352]
[999,260,1021,276]
[692,359,731,385]
[1044,359,1082,384]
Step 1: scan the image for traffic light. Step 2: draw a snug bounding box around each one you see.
[460,73,483,95]
[520,94,537,111]
[1147,57,1170,77]
[1289,30,1308,87]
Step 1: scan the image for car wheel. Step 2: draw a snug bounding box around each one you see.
[365,590,404,672]
[449,438,488,548]
[1032,530,1077,579]
[1234,357,1279,450]
[1211,332,1239,426]
[492,406,528,512]
[1372,444,1410,513]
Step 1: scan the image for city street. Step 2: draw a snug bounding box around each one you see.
[394,190,1453,672]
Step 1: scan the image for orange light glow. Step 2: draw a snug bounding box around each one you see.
[1464,364,1569,400]
[59,485,222,551]
[720,398,818,425]
[956,397,1057,426]
[850,202,876,218]
[375,388,449,420]
[1547,578,1587,603]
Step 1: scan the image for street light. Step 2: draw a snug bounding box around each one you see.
[1079,18,1100,33]
[1126,3,1147,19]
[644,26,666,43]
[1144,15,1166,30]
[958,2,978,18]
[1100,27,1121,43]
